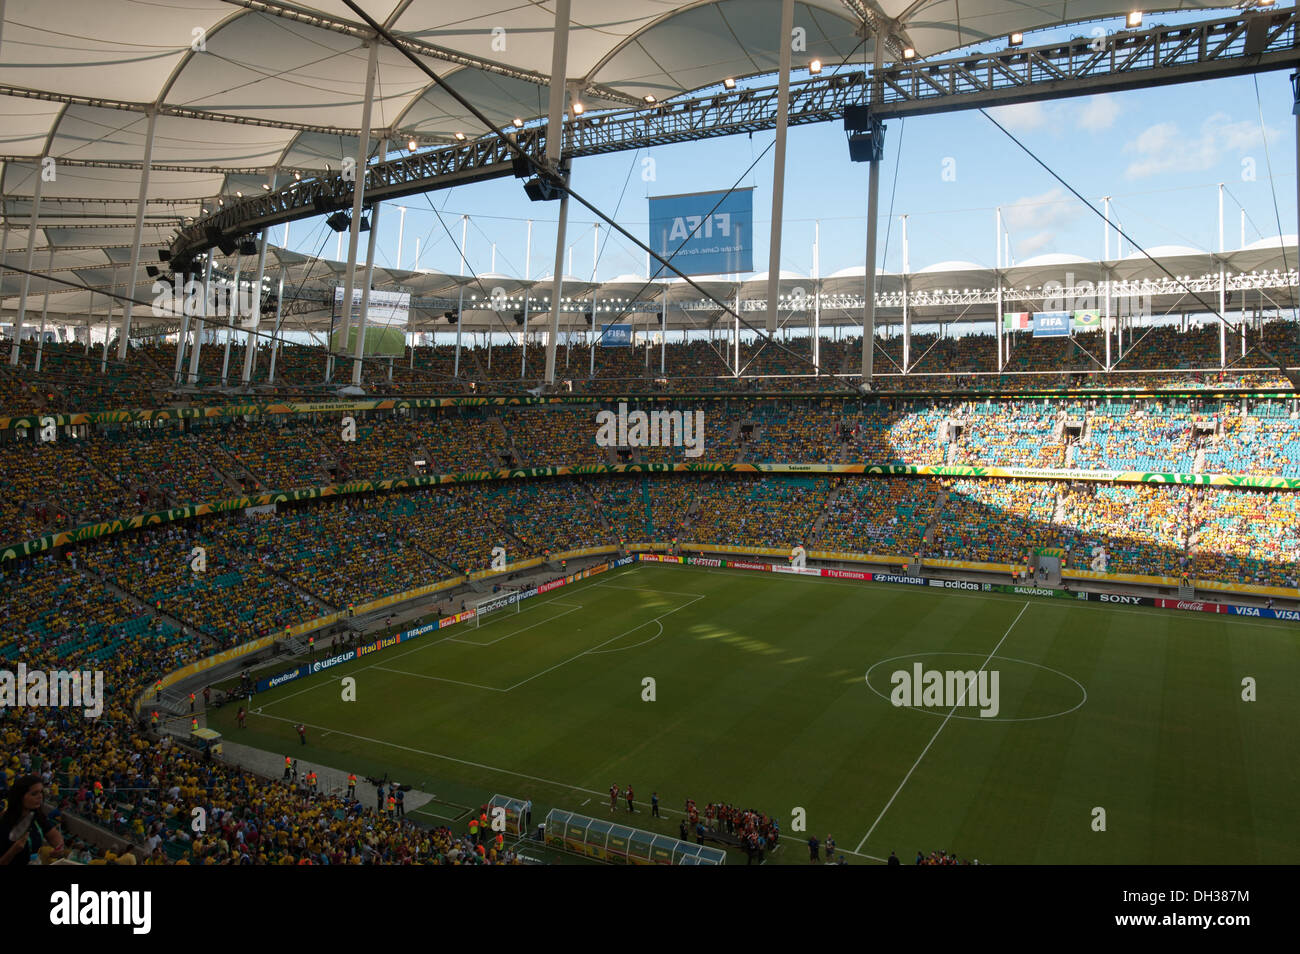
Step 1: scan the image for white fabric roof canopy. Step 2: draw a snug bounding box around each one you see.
[0,0,1229,314]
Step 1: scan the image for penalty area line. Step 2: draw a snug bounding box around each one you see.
[256,588,590,711]
[502,594,706,691]
[447,602,585,647]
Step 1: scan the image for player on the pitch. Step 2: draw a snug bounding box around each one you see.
[609,784,620,812]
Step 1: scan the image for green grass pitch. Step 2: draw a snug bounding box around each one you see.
[209,563,1300,864]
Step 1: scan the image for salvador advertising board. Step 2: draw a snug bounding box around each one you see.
[648,189,753,276]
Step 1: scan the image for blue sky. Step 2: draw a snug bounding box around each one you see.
[282,13,1299,286]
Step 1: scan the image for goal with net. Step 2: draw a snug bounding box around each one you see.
[472,589,524,628]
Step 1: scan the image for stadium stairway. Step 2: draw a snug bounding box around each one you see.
[640,475,652,535]
[467,346,490,383]
[485,416,517,467]
[264,564,338,614]
[808,481,845,539]
[209,444,260,495]
[921,496,947,551]
[78,565,216,649]
[731,417,752,463]
[835,345,852,376]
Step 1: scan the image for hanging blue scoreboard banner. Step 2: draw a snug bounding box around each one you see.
[1032,311,1071,337]
[648,188,753,277]
[602,324,632,346]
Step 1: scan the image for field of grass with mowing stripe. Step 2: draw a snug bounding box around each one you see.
[210,563,1300,864]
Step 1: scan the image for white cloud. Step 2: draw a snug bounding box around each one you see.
[987,101,1049,131]
[1016,231,1057,257]
[989,96,1119,136]
[1123,113,1278,179]
[998,188,1092,261]
[1000,187,1089,261]
[1003,186,1082,232]
[1077,96,1120,132]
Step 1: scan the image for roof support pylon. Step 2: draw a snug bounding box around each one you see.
[332,38,379,385]
[10,162,44,366]
[764,0,796,335]
[117,108,158,364]
[543,0,573,387]
[353,139,387,386]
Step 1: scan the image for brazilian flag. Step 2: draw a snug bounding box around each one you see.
[1072,310,1101,329]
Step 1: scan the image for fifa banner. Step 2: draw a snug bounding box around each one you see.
[1006,310,1099,332]
[332,287,410,357]
[1032,312,1071,337]
[602,324,632,347]
[648,188,753,276]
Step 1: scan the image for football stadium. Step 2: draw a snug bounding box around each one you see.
[2,0,1300,895]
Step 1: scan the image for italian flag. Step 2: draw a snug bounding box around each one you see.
[1002,312,1030,330]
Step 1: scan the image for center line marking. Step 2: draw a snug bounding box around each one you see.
[854,600,1031,854]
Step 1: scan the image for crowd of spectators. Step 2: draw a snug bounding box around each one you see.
[930,479,1059,565]
[4,462,1300,868]
[817,477,944,556]
[1206,404,1300,476]
[953,402,1068,468]
[4,321,1300,415]
[681,475,833,548]
[1056,483,1191,578]
[1,604,521,864]
[8,322,1300,869]
[1072,401,1204,472]
[81,521,322,648]
[1188,487,1300,589]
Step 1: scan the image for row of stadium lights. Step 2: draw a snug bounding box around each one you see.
[1001,10,1146,53]
[197,77,778,207]
[1001,6,1275,53]
[401,68,822,149]
[464,296,656,306]
[901,7,1278,60]
[192,16,1155,212]
[192,8,1284,216]
[326,10,1267,160]
[399,268,1295,302]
